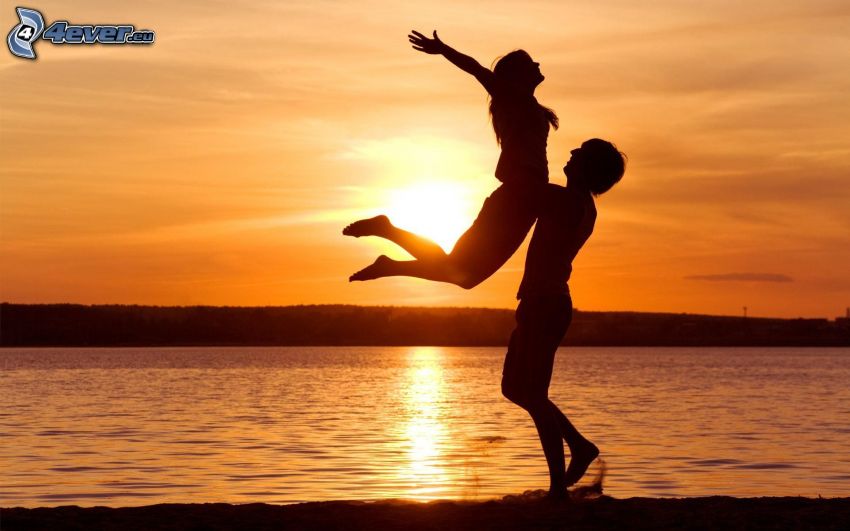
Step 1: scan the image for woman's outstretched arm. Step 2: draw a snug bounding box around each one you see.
[408,30,496,93]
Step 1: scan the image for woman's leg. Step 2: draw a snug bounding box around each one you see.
[349,184,539,288]
[343,215,447,262]
[349,254,469,285]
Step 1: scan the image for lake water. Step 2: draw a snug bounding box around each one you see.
[1,347,849,507]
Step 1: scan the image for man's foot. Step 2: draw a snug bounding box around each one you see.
[569,458,606,500]
[565,440,599,487]
[546,486,570,503]
[342,215,391,238]
[349,255,393,282]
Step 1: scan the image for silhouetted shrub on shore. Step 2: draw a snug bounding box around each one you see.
[1,303,847,347]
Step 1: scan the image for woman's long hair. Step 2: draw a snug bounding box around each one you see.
[488,50,558,145]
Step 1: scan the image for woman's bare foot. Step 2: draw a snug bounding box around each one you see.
[343,215,391,238]
[349,255,393,282]
[565,439,599,487]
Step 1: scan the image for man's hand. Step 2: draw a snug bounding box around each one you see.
[408,30,445,54]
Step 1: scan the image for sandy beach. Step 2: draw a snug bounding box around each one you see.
[4,495,849,530]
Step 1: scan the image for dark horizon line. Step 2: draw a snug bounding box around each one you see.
[1,301,847,322]
[2,302,847,348]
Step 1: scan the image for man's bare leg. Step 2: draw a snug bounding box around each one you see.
[548,401,599,487]
[527,401,568,498]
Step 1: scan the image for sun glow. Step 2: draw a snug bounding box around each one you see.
[401,347,449,500]
[383,181,477,252]
[344,135,491,252]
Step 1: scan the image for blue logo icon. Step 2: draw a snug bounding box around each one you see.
[7,7,44,59]
[7,7,155,60]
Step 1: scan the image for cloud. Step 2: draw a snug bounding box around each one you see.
[685,273,793,282]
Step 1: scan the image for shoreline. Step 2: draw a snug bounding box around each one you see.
[4,303,848,347]
[4,495,849,530]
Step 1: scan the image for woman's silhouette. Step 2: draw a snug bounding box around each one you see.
[344,30,557,288]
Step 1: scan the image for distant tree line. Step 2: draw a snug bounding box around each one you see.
[1,303,848,347]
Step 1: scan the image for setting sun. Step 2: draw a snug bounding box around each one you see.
[383,181,477,252]
[344,134,492,253]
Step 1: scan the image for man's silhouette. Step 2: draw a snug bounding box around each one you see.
[500,138,625,499]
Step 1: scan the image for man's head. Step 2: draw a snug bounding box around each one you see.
[564,139,626,195]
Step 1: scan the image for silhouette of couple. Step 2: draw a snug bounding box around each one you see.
[344,30,625,500]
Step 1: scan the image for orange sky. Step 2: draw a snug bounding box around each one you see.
[1,1,849,318]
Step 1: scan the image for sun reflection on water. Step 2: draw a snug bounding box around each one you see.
[401,347,449,500]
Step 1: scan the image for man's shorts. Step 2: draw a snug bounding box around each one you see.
[501,293,573,400]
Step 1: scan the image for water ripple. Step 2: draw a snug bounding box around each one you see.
[2,346,849,506]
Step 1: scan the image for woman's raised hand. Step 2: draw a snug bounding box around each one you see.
[408,30,445,54]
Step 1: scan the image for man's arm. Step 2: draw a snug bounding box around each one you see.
[408,30,497,94]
